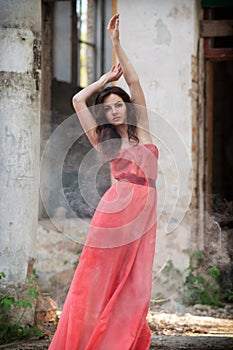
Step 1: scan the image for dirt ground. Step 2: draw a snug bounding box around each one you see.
[1,336,232,350]
[150,335,233,350]
[148,310,233,349]
[0,310,233,350]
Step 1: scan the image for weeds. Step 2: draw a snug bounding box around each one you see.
[0,271,42,345]
[183,250,233,306]
[153,251,233,308]
[64,246,83,268]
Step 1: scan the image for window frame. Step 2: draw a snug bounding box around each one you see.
[200,7,233,59]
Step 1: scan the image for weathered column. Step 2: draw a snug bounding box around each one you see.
[0,0,41,283]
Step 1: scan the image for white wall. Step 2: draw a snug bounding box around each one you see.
[117,0,199,296]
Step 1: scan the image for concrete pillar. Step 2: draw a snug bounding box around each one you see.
[0,0,41,283]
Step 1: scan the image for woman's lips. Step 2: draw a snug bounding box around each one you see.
[113,116,120,121]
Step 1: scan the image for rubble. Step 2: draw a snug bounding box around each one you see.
[35,294,58,327]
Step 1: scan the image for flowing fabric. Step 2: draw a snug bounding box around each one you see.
[49,143,158,350]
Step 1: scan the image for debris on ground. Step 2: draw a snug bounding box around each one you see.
[1,306,233,349]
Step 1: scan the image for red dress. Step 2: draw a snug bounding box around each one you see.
[49,143,158,350]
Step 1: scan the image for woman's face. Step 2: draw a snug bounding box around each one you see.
[103,94,127,126]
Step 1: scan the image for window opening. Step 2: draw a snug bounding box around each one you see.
[51,0,111,220]
[77,0,96,87]
[207,7,233,50]
[201,6,233,58]
[201,4,233,221]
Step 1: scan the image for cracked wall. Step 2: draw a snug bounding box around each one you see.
[0,0,41,283]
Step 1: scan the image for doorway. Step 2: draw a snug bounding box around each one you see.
[206,60,233,224]
[212,61,233,212]
[201,2,233,299]
[202,4,233,221]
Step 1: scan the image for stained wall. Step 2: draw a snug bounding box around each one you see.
[117,0,200,296]
[0,0,41,283]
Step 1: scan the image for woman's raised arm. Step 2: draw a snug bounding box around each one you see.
[107,14,146,109]
[72,64,122,148]
[107,14,151,142]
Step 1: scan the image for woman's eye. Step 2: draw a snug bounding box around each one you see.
[104,106,111,112]
[116,103,123,108]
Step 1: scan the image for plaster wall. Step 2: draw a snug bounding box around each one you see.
[0,0,41,283]
[117,0,199,293]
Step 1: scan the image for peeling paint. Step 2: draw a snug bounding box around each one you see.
[0,28,34,73]
[168,3,192,20]
[33,37,41,91]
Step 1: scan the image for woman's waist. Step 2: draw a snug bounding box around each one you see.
[115,174,156,188]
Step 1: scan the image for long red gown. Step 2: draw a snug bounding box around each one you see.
[49,143,158,350]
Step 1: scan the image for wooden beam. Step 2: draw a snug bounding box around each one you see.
[43,0,73,3]
[200,20,233,37]
[112,0,118,67]
[202,0,233,7]
[112,0,117,15]
[71,0,77,86]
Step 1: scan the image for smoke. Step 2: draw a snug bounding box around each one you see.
[40,104,193,247]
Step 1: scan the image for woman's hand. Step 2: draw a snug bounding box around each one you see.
[101,63,122,84]
[107,14,120,44]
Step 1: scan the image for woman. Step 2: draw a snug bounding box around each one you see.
[49,14,158,350]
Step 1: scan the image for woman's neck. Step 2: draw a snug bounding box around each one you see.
[115,124,128,139]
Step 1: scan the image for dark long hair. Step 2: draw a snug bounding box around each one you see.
[94,86,139,160]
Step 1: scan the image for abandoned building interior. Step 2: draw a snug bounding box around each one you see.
[40,1,233,219]
[0,0,233,310]
[37,0,233,305]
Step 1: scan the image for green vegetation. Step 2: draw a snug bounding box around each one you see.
[152,252,233,308]
[64,246,83,268]
[0,271,42,345]
[183,251,233,306]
